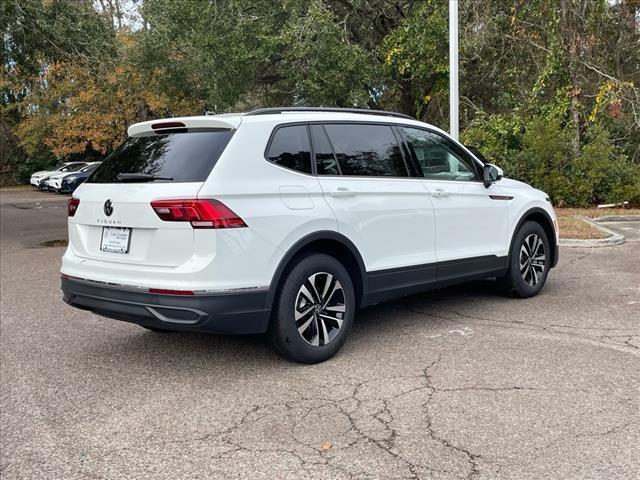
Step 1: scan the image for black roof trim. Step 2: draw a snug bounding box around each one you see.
[245,107,414,120]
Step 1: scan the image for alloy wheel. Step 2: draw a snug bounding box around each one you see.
[294,272,346,346]
[519,233,546,286]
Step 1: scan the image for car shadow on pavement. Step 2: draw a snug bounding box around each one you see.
[77,279,506,371]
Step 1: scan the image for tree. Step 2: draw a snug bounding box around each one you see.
[1,0,638,204]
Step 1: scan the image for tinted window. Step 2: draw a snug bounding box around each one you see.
[311,125,340,175]
[88,131,234,183]
[266,125,312,174]
[402,127,479,181]
[324,124,408,177]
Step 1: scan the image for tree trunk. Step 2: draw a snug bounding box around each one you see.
[560,0,581,157]
[114,0,123,30]
[397,77,415,117]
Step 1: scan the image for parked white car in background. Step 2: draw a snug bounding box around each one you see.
[45,162,101,192]
[30,162,87,189]
[61,108,559,363]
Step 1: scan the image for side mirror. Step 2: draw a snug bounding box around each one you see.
[483,164,503,188]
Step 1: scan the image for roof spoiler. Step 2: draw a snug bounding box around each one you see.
[127,116,241,137]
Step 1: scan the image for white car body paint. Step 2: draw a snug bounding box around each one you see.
[62,112,557,296]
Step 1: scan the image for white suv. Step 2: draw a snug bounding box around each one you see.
[61,108,559,363]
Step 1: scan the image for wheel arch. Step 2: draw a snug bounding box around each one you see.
[267,231,367,312]
[510,207,558,267]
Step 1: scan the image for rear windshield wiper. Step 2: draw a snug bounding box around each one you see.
[116,173,174,182]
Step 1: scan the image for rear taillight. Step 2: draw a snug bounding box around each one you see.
[150,199,247,229]
[68,197,80,217]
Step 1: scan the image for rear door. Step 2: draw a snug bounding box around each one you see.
[70,129,234,267]
[314,122,437,273]
[400,126,509,264]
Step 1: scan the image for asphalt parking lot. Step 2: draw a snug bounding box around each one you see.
[1,189,639,479]
[599,220,640,242]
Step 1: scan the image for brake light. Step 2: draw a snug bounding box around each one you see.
[68,197,80,217]
[151,121,186,130]
[150,199,247,229]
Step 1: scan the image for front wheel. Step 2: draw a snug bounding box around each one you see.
[269,253,355,364]
[498,221,551,298]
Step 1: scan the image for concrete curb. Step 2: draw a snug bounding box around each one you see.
[593,215,640,223]
[559,216,625,247]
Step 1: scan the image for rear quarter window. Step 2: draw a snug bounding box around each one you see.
[88,130,234,183]
[265,125,312,174]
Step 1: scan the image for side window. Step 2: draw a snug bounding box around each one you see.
[266,125,312,174]
[311,124,340,175]
[324,124,409,177]
[402,127,480,181]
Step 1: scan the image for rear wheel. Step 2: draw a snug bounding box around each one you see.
[499,221,551,298]
[269,253,355,363]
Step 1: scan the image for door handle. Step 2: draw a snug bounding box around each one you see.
[330,187,356,198]
[431,188,450,198]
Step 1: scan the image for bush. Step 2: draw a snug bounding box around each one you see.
[462,113,640,207]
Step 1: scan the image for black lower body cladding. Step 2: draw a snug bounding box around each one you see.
[61,276,270,334]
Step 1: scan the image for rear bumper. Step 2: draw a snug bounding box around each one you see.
[61,277,271,334]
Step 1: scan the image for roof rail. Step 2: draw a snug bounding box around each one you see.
[245,107,414,120]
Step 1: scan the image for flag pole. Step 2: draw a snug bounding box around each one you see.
[449,0,459,140]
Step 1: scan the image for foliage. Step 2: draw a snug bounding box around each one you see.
[382,0,449,122]
[17,59,172,157]
[1,0,639,206]
[271,0,376,107]
[463,113,640,207]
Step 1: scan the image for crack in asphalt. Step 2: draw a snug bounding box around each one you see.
[99,340,635,480]
[163,361,507,480]
[565,250,593,266]
[403,305,640,356]
[573,419,636,439]
[419,355,484,480]
[439,386,541,393]
[2,234,638,480]
[600,334,640,351]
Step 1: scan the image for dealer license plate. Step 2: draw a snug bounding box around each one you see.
[100,227,131,254]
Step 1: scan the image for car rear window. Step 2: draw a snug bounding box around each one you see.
[88,131,234,183]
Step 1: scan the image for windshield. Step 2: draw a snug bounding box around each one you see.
[80,163,100,173]
[60,163,86,172]
[88,131,234,183]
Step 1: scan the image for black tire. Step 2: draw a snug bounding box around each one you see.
[269,253,355,364]
[498,221,551,298]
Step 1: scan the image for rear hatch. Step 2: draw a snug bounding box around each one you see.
[69,117,238,268]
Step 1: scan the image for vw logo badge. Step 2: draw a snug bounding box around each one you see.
[103,199,113,217]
